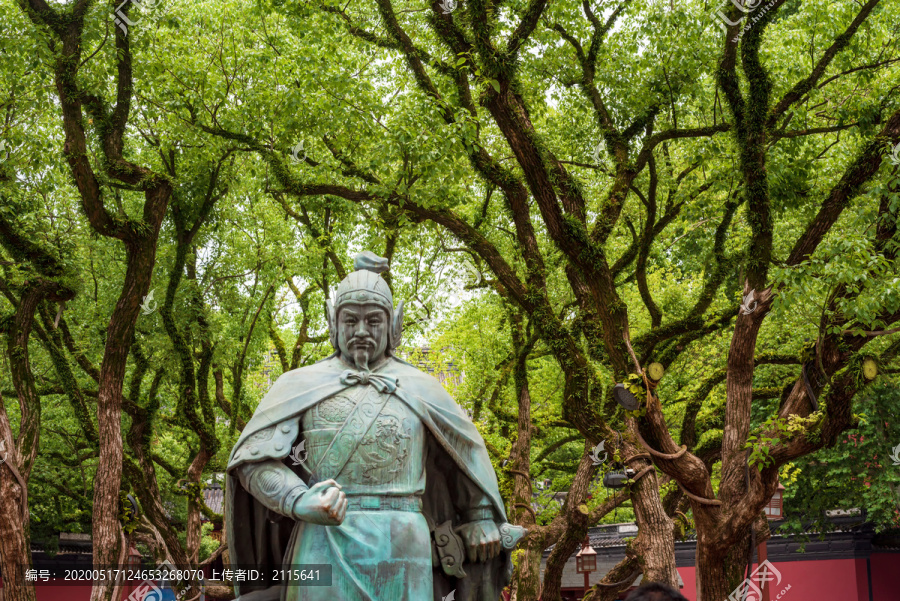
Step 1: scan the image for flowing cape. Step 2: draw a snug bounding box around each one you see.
[225,355,511,601]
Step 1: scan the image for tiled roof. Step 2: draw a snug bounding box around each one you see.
[203,483,224,517]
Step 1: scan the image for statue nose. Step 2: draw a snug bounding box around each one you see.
[355,320,368,336]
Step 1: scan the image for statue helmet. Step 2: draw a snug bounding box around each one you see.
[326,251,404,353]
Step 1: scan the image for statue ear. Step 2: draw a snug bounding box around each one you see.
[325,299,339,351]
[391,300,404,350]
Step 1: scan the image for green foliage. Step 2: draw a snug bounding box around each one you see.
[198,523,221,563]
[779,384,900,536]
[746,412,824,469]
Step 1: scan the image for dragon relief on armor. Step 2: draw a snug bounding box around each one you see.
[349,414,411,483]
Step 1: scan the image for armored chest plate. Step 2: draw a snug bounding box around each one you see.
[302,386,424,491]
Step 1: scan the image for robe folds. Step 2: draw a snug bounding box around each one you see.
[225,355,513,601]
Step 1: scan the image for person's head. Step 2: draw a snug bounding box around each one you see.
[336,302,389,370]
[624,582,689,601]
[328,251,403,370]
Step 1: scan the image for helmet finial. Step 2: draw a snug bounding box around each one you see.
[353,251,390,274]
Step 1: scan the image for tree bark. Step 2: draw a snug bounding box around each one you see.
[507,325,542,601]
[510,542,544,601]
[0,278,74,601]
[0,397,36,601]
[628,469,678,587]
[185,447,213,563]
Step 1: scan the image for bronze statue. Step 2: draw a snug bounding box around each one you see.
[225,252,524,600]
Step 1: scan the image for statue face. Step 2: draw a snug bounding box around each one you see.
[336,302,389,370]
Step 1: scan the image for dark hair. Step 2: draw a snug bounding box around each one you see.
[624,582,689,601]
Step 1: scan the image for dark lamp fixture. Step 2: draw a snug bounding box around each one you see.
[602,467,636,489]
[613,383,640,411]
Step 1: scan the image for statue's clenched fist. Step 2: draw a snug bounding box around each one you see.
[458,519,502,563]
[293,479,347,525]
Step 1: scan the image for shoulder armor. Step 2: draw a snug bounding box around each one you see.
[229,418,300,467]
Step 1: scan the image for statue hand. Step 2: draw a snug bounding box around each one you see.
[457,519,501,563]
[292,479,347,526]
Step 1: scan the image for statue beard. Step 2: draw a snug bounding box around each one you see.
[348,338,374,371]
[352,347,369,371]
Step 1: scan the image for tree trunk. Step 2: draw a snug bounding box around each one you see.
[90,203,170,601]
[186,446,213,563]
[629,469,678,588]
[0,279,73,601]
[692,519,753,601]
[510,541,544,601]
[696,523,757,601]
[541,502,590,601]
[586,556,641,601]
[507,321,542,601]
[0,405,36,601]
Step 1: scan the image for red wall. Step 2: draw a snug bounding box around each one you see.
[675,558,869,601]
[677,566,697,600]
[870,553,900,601]
[777,558,867,601]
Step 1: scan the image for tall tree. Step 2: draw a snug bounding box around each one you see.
[13,0,173,598]
[0,192,77,601]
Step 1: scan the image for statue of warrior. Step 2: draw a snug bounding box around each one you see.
[225,252,524,601]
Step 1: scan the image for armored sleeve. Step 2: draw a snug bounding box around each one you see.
[237,459,309,519]
[231,419,308,519]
